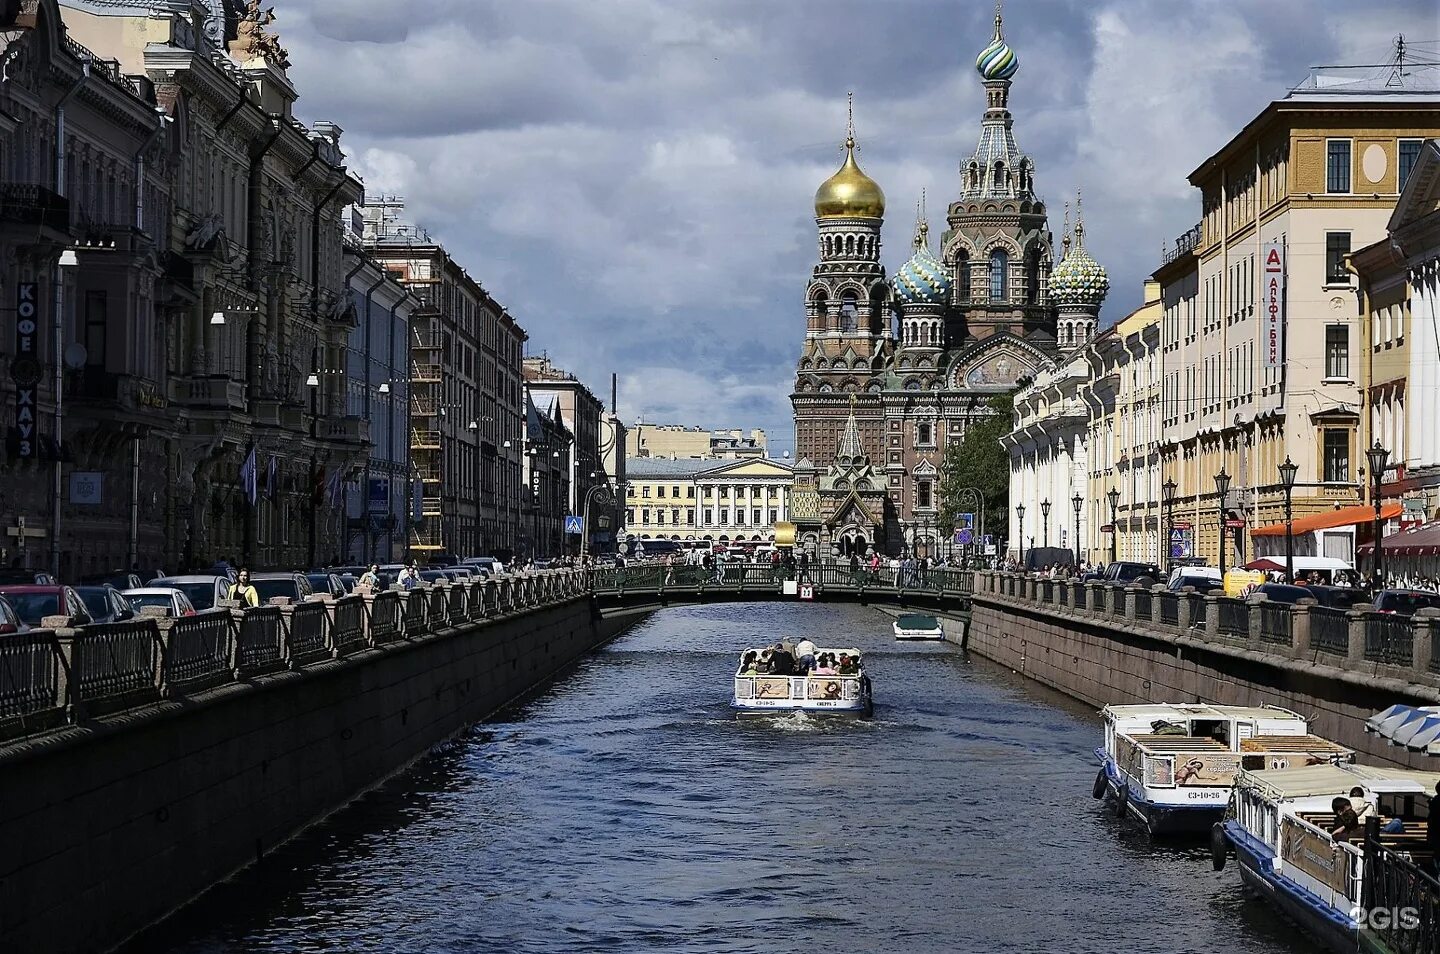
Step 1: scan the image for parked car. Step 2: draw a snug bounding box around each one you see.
[0,594,31,634]
[74,585,137,624]
[1103,562,1162,587]
[122,587,198,618]
[0,584,92,626]
[1303,585,1370,609]
[78,571,144,591]
[461,556,505,577]
[1251,583,1314,605]
[1168,566,1223,593]
[443,566,475,581]
[417,569,453,585]
[1371,589,1440,617]
[305,572,348,597]
[0,569,56,586]
[248,572,315,604]
[149,575,232,612]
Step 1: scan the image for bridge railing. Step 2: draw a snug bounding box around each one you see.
[975,571,1440,689]
[0,569,590,742]
[589,562,974,599]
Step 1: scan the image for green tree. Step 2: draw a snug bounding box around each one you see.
[937,393,1012,548]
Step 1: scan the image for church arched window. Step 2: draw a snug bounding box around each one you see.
[840,292,858,333]
[845,235,855,256]
[989,249,1009,302]
[968,162,979,190]
[917,422,932,445]
[1026,248,1040,305]
[957,251,970,302]
[993,160,1006,192]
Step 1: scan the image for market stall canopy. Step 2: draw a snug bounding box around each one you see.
[1367,704,1440,753]
[1357,519,1440,557]
[1252,502,1403,536]
[1243,556,1353,573]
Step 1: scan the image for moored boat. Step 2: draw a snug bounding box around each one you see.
[731,645,872,716]
[1216,762,1440,954]
[1093,703,1353,835]
[892,613,944,640]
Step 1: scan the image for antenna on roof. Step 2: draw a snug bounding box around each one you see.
[1387,34,1407,87]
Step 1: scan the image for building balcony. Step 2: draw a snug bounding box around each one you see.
[253,399,305,431]
[322,415,370,445]
[413,363,442,382]
[172,375,247,412]
[0,184,71,245]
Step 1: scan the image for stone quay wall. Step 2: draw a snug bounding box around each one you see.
[0,571,633,954]
[968,572,1440,768]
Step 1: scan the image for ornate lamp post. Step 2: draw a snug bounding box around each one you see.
[1366,441,1391,587]
[1214,468,1231,576]
[1040,498,1051,550]
[1106,487,1120,564]
[1071,492,1083,568]
[1162,477,1178,570]
[1015,503,1025,568]
[1277,457,1298,584]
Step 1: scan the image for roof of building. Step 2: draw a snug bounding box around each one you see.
[625,457,709,479]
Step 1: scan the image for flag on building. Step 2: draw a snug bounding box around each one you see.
[264,455,277,500]
[325,467,344,508]
[239,445,258,506]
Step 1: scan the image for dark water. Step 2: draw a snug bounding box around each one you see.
[127,602,1319,954]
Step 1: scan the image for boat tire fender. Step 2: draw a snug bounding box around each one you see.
[1092,768,1107,800]
[1114,781,1128,818]
[1210,823,1228,872]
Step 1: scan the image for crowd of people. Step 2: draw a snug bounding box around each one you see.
[738,639,862,677]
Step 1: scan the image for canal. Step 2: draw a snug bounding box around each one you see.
[126,602,1321,954]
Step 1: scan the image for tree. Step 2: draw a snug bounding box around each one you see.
[937,393,1012,550]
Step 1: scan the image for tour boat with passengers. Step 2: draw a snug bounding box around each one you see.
[1215,762,1440,953]
[892,613,944,640]
[1094,703,1353,835]
[731,644,873,716]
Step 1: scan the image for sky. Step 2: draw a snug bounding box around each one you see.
[273,0,1437,459]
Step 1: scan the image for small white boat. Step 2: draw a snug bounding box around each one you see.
[731,645,872,716]
[1093,703,1353,835]
[892,613,944,640]
[1216,762,1440,953]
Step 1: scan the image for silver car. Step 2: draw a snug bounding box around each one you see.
[149,575,232,612]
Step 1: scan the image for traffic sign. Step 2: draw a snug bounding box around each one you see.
[957,528,973,545]
[1100,523,1114,533]
[1173,521,1192,531]
[798,583,814,601]
[564,514,584,535]
[1224,518,1246,529]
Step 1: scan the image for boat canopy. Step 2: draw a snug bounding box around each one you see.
[1103,703,1305,723]
[1236,763,1440,801]
[895,614,940,629]
[1366,704,1440,752]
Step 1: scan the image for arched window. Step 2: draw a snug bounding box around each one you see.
[840,292,858,333]
[993,160,1006,191]
[968,162,979,190]
[989,249,1009,301]
[845,235,855,256]
[1026,248,1040,305]
[917,422,932,445]
[957,251,971,302]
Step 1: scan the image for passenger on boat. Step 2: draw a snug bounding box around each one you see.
[837,653,859,676]
[1348,786,1374,823]
[740,650,759,675]
[795,638,818,672]
[767,643,796,675]
[1329,797,1362,839]
[812,653,837,675]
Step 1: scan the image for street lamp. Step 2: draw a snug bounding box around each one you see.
[1162,477,1178,571]
[580,482,613,558]
[1106,487,1120,564]
[1277,456,1298,584]
[1071,492,1083,568]
[307,369,321,569]
[1366,441,1390,587]
[1015,503,1025,568]
[1213,468,1231,576]
[1040,498,1051,551]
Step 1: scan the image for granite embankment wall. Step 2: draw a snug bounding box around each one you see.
[0,588,634,954]
[969,574,1440,768]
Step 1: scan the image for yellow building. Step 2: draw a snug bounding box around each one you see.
[1155,58,1440,569]
[623,457,794,543]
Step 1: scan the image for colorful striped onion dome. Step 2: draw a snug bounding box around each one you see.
[892,220,951,306]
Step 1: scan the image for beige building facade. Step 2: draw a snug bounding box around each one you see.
[623,457,792,543]
[627,423,767,460]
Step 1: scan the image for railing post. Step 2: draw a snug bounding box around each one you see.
[1123,585,1138,623]
[1202,594,1220,640]
[1292,601,1314,658]
[1245,593,1265,650]
[1412,609,1438,676]
[1346,604,1372,664]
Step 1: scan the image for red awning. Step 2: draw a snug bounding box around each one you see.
[1251,502,1403,536]
[1357,520,1440,557]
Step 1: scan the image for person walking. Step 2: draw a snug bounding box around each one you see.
[228,568,260,607]
[358,564,381,592]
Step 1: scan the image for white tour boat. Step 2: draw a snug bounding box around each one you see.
[1093,703,1353,835]
[1216,762,1440,954]
[892,613,944,640]
[731,645,872,716]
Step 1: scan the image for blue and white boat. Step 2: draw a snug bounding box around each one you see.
[731,646,872,716]
[1093,703,1352,835]
[1217,762,1440,954]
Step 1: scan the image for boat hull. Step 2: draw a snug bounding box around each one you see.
[1223,821,1358,954]
[1096,748,1228,835]
[731,698,871,716]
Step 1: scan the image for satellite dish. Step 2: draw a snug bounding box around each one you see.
[63,343,88,370]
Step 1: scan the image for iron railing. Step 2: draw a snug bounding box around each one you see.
[1365,613,1414,667]
[1216,598,1249,638]
[1131,588,1152,622]
[1157,592,1179,626]
[0,633,66,733]
[287,601,331,664]
[71,620,162,710]
[332,596,368,655]
[1309,607,1350,656]
[1363,834,1440,954]
[237,607,286,674]
[1257,603,1292,647]
[164,611,234,690]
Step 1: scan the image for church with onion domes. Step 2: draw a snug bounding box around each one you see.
[788,3,1109,559]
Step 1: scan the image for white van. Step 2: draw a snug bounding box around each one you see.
[1167,565,1222,592]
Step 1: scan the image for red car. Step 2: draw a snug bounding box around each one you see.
[0,585,94,628]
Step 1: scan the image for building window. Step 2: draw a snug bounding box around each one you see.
[672,485,680,498]
[704,508,713,524]
[1399,138,1423,191]
[687,486,695,498]
[753,508,761,525]
[918,480,932,509]
[989,249,1008,301]
[957,252,971,302]
[641,486,650,498]
[1322,428,1350,483]
[642,508,651,524]
[672,508,680,525]
[657,485,666,498]
[627,508,635,524]
[686,509,694,525]
[737,510,746,526]
[840,292,858,333]
[1326,140,1351,194]
[720,487,729,499]
[917,422,932,446]
[719,511,728,525]
[1325,232,1351,283]
[1325,325,1349,379]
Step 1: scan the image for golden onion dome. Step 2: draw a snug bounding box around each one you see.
[814,138,886,219]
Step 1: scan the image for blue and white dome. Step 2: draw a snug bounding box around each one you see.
[975,5,1019,81]
[892,220,951,306]
[1050,219,1109,309]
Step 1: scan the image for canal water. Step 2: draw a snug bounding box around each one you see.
[126,602,1321,954]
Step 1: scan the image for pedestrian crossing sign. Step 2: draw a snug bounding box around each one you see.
[564,515,584,535]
